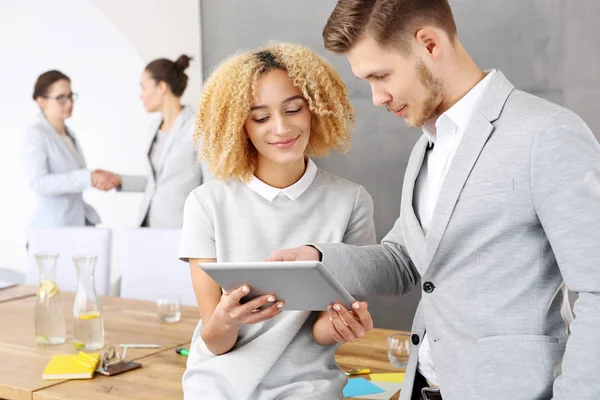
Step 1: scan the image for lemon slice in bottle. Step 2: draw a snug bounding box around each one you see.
[77,311,101,320]
[36,335,50,344]
[37,280,58,298]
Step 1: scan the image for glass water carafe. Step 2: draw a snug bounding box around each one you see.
[72,255,104,351]
[34,253,66,345]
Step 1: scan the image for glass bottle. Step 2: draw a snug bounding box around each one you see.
[72,254,104,351]
[34,252,66,345]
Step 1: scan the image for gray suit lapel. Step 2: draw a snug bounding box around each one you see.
[146,117,163,181]
[157,120,180,175]
[401,135,428,269]
[68,131,87,168]
[39,115,82,167]
[157,106,193,176]
[422,71,515,269]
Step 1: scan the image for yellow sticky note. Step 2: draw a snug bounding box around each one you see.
[42,352,100,380]
[369,372,405,383]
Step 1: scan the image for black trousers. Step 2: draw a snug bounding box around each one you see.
[412,372,443,400]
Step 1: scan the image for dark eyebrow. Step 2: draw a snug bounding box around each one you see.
[249,95,304,111]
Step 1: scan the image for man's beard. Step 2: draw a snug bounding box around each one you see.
[406,61,444,128]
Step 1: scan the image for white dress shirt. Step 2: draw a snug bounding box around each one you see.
[414,70,497,386]
[246,158,318,201]
[60,134,84,167]
[149,129,169,176]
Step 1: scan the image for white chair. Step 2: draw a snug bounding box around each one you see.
[0,267,26,284]
[120,229,197,306]
[26,228,112,295]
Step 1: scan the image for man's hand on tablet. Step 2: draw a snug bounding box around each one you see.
[267,246,373,345]
[266,245,321,262]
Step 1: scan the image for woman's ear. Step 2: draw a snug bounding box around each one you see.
[35,97,45,110]
[157,80,169,95]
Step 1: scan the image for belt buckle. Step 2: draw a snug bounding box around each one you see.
[421,387,443,400]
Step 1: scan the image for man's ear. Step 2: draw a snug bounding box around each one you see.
[415,28,442,59]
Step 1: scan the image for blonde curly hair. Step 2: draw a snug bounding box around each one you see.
[195,42,354,181]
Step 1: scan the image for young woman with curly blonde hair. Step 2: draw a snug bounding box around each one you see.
[179,43,376,399]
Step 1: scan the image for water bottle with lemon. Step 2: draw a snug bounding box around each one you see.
[34,253,66,345]
[72,254,104,351]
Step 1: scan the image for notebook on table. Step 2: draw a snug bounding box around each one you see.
[42,352,100,380]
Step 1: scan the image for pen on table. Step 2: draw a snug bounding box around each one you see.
[345,368,370,376]
[119,344,162,349]
[176,347,189,356]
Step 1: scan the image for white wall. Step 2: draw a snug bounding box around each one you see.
[0,0,202,288]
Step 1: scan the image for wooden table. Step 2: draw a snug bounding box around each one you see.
[33,329,406,400]
[0,290,201,400]
[338,328,404,400]
[336,328,405,373]
[1,286,406,400]
[32,348,188,400]
[0,285,37,304]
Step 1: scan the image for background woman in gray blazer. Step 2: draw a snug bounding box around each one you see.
[118,55,210,229]
[22,70,121,228]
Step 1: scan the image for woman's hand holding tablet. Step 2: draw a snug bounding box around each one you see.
[213,285,284,326]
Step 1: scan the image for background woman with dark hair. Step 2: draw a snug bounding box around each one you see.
[119,55,211,228]
[22,70,120,227]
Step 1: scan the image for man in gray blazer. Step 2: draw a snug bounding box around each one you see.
[269,1,600,399]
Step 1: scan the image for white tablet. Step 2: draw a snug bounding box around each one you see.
[197,261,355,311]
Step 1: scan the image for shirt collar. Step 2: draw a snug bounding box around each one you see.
[246,158,318,202]
[422,69,497,144]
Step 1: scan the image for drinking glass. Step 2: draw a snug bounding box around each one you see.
[155,297,181,323]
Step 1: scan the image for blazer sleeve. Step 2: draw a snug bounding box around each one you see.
[530,109,600,399]
[315,201,419,297]
[21,127,92,195]
[342,185,377,246]
[118,174,148,192]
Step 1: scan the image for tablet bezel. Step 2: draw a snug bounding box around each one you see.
[197,261,355,311]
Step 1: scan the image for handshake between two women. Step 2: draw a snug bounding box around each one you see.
[91,169,121,191]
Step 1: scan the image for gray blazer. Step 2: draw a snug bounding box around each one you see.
[21,115,99,227]
[119,106,210,228]
[319,71,600,400]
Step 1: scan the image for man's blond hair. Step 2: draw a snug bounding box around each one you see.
[323,0,458,54]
